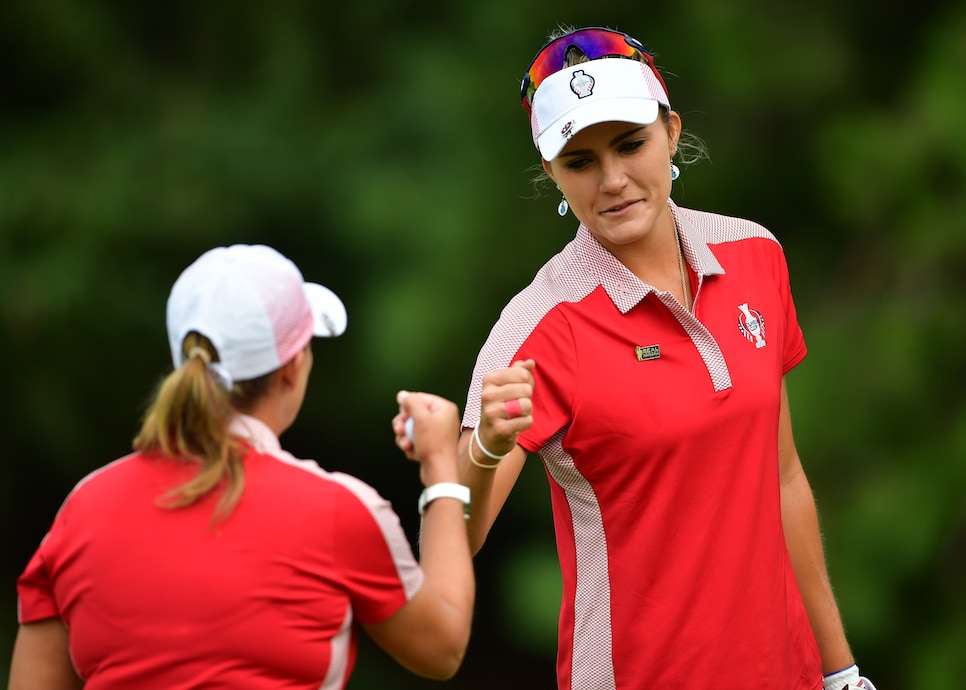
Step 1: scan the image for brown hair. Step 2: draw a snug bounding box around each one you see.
[133,332,274,521]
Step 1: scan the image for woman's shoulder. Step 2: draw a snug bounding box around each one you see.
[256,449,392,510]
[41,453,148,524]
[253,452,407,544]
[507,229,614,308]
[675,204,780,246]
[65,453,143,498]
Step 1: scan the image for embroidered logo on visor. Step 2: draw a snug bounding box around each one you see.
[569,69,595,99]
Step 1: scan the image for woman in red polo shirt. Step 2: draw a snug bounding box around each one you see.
[12,244,478,689]
[445,25,876,690]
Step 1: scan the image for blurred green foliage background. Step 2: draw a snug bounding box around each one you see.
[2,1,964,688]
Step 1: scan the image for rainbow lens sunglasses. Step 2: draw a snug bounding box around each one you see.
[520,27,668,114]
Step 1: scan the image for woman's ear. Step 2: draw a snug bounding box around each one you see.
[542,157,554,181]
[278,350,306,390]
[667,110,683,153]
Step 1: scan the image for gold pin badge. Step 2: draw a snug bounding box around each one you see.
[635,345,660,361]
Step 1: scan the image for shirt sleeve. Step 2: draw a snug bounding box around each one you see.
[18,524,63,624]
[514,308,578,453]
[774,243,807,374]
[329,475,424,625]
[463,299,579,455]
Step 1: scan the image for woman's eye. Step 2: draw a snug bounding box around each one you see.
[620,139,645,153]
[564,158,591,170]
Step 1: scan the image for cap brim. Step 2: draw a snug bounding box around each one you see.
[304,283,347,337]
[537,98,660,161]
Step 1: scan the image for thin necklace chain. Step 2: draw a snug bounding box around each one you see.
[673,218,691,312]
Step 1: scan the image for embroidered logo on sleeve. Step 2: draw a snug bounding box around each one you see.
[737,303,766,348]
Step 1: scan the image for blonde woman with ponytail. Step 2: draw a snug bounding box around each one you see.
[12,244,483,690]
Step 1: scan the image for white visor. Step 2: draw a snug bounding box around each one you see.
[530,57,670,161]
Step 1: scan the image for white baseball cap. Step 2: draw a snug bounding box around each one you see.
[530,57,670,161]
[166,244,347,381]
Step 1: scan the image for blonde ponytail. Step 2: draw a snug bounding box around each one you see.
[134,333,248,521]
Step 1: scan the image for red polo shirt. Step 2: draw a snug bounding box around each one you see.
[18,415,423,689]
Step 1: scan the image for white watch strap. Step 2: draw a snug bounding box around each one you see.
[418,482,471,519]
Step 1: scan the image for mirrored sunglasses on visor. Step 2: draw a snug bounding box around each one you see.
[520,27,669,114]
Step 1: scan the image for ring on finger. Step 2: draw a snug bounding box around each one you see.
[504,398,523,419]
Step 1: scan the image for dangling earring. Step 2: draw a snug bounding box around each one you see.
[557,196,569,216]
[670,161,680,181]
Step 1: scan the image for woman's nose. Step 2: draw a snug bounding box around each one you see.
[599,155,628,192]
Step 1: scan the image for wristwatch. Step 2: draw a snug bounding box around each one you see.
[418,482,471,520]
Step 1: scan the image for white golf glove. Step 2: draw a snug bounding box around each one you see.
[823,664,877,690]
